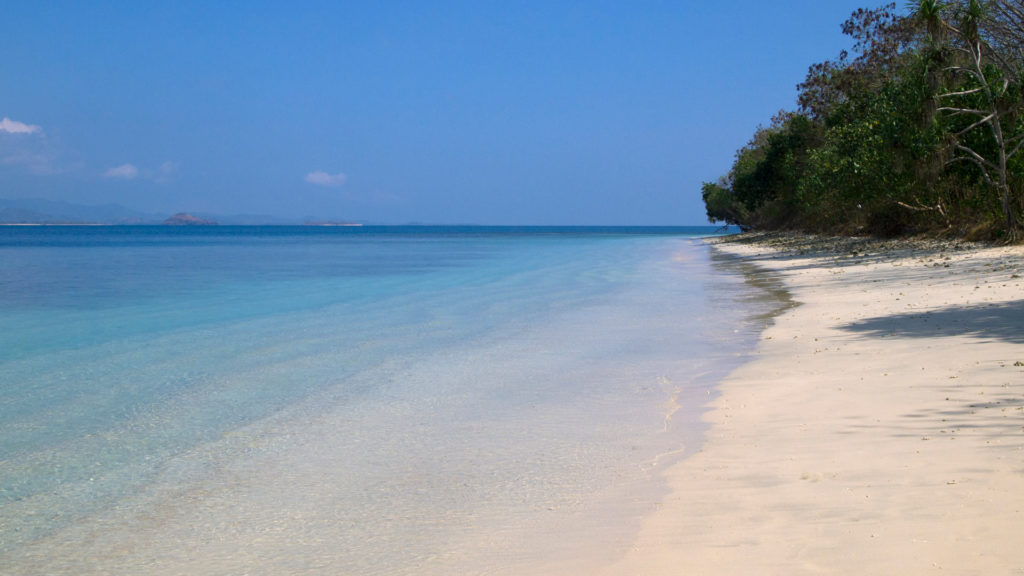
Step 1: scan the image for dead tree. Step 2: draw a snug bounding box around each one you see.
[934,0,1024,237]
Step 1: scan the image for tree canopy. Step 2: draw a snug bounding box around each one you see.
[703,1,1024,241]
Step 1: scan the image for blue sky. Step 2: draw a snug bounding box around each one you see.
[2,1,871,224]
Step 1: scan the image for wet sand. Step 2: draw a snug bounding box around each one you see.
[603,233,1024,575]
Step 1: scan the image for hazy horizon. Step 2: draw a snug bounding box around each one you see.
[2,2,866,225]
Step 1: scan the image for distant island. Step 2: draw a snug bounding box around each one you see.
[0,198,300,225]
[303,221,363,227]
[163,213,218,226]
[0,198,369,226]
[0,197,158,225]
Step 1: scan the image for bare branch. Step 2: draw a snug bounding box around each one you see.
[937,107,992,117]
[939,87,984,98]
[896,199,948,219]
[956,144,996,169]
[955,113,998,137]
[982,0,1024,81]
[1009,137,1024,160]
[952,144,999,182]
[945,156,996,187]
[943,65,987,84]
[943,64,983,75]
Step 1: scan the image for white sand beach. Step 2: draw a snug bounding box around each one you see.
[604,234,1024,575]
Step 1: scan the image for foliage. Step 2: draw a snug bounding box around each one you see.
[702,0,1024,241]
[701,180,747,227]
[798,3,916,120]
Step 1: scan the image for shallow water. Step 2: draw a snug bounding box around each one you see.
[0,226,773,574]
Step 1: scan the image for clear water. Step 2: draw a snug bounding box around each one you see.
[0,226,774,575]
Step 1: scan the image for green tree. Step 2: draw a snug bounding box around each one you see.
[931,0,1024,236]
[701,179,748,227]
[801,59,939,234]
[700,1,1024,239]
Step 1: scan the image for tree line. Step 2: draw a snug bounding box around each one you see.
[702,1,1024,241]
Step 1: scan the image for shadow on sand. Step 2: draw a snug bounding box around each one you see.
[840,300,1024,345]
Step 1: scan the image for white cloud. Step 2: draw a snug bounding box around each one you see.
[104,163,139,180]
[0,117,41,135]
[100,161,178,183]
[1,151,53,173]
[305,170,348,187]
[0,118,62,174]
[154,160,178,183]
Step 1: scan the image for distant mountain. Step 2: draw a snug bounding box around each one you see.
[0,197,354,226]
[0,204,54,224]
[163,213,218,225]
[192,212,300,225]
[0,198,161,224]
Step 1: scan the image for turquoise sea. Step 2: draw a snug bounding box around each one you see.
[0,226,776,575]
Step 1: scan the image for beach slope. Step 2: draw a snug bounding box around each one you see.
[604,234,1024,575]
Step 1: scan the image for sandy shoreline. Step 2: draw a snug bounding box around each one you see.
[603,233,1024,575]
